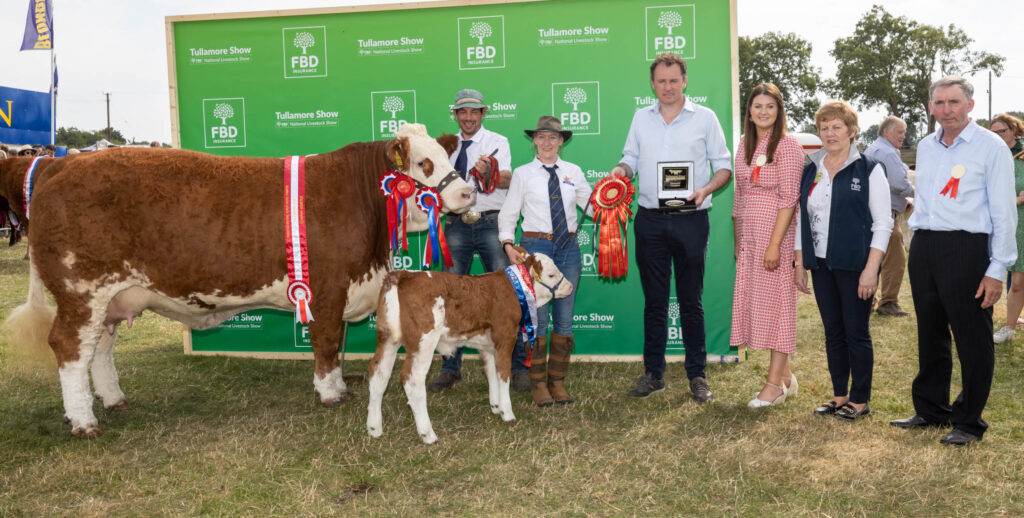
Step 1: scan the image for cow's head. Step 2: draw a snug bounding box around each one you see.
[386,124,475,217]
[521,251,574,306]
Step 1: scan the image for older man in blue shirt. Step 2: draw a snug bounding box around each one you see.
[864,116,914,317]
[610,52,732,403]
[890,76,1017,445]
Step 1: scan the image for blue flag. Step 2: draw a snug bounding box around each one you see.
[21,0,54,51]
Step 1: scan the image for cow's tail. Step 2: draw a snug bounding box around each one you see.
[1,252,58,372]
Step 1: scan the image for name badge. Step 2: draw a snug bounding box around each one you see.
[657,161,696,209]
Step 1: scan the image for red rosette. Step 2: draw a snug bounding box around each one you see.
[415,187,442,212]
[589,176,636,279]
[379,172,417,251]
[415,187,452,268]
[393,174,417,199]
[287,280,313,306]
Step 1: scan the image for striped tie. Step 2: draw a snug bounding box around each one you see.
[543,165,570,249]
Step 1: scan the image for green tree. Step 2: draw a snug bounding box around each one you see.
[829,5,1004,134]
[56,126,126,148]
[739,32,821,128]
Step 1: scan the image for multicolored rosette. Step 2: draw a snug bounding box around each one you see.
[415,187,453,269]
[287,280,314,323]
[379,171,417,251]
[589,175,635,278]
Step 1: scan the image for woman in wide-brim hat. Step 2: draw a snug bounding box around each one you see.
[498,115,592,407]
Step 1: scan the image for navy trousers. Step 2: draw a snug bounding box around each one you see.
[634,208,708,381]
[810,262,874,404]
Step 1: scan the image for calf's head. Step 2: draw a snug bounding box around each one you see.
[386,123,475,215]
[522,252,574,306]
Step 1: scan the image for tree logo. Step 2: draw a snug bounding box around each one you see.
[202,97,246,149]
[667,297,685,346]
[282,26,327,78]
[645,4,696,60]
[382,96,405,118]
[552,81,600,135]
[371,90,417,140]
[458,15,505,70]
[577,223,599,277]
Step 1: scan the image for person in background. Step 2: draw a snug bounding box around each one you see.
[500,116,592,406]
[795,101,892,421]
[989,113,1024,344]
[730,83,804,408]
[426,88,530,394]
[864,116,914,317]
[890,76,1016,446]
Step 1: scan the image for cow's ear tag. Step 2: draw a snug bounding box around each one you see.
[531,269,541,282]
[394,152,404,169]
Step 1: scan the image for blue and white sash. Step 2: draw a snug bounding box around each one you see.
[504,263,539,351]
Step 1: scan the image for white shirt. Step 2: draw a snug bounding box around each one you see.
[499,157,593,243]
[620,99,732,210]
[795,147,893,258]
[449,125,512,212]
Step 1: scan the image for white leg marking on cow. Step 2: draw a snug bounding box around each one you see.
[344,265,389,321]
[403,297,445,444]
[60,355,99,436]
[480,349,501,415]
[313,366,347,404]
[367,341,399,439]
[90,329,126,408]
[497,366,515,422]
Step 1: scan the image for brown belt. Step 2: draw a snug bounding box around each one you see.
[479,210,500,216]
[522,230,576,240]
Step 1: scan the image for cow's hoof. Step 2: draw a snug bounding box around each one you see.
[71,425,102,438]
[105,400,131,411]
[367,427,383,438]
[501,413,516,423]
[321,392,351,408]
[419,431,438,444]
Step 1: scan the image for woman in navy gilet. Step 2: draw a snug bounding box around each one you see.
[794,101,893,420]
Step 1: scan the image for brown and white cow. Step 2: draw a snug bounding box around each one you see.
[367,252,573,444]
[1,123,474,437]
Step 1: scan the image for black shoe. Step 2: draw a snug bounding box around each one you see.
[833,403,870,420]
[813,400,842,416]
[627,374,665,398]
[689,377,714,403]
[940,429,981,446]
[889,414,944,429]
[427,371,461,393]
[511,371,530,393]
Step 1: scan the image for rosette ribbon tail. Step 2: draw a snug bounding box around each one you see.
[940,177,960,199]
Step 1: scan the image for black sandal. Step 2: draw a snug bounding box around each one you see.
[833,402,870,420]
[814,400,841,416]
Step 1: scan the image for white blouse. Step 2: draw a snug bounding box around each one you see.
[795,147,894,259]
[498,157,593,243]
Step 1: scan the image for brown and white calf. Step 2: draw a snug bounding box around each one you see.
[366,252,573,444]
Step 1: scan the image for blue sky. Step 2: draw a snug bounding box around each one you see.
[1,0,1019,144]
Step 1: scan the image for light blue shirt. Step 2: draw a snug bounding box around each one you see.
[863,137,913,212]
[620,99,732,210]
[908,120,1017,279]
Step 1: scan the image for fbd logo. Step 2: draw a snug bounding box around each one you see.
[577,224,598,277]
[202,97,246,148]
[283,26,327,78]
[645,4,696,60]
[552,81,600,135]
[457,15,505,70]
[371,90,417,140]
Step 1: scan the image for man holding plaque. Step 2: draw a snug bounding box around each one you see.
[890,76,1016,445]
[611,52,732,403]
[427,88,526,393]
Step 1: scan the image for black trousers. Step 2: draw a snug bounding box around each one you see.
[908,230,994,437]
[635,207,709,381]
[810,263,874,404]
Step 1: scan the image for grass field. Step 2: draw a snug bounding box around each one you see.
[2,240,1023,517]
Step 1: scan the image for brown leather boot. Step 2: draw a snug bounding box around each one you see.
[529,336,553,407]
[547,333,573,404]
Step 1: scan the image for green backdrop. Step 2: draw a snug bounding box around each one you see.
[170,0,740,360]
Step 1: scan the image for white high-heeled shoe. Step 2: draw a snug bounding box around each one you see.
[783,374,798,398]
[748,381,788,408]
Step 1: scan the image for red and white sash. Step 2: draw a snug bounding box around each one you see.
[284,156,313,323]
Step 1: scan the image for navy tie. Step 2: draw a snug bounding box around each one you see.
[454,139,473,180]
[544,164,570,249]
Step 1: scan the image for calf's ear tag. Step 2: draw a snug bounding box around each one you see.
[394,152,404,168]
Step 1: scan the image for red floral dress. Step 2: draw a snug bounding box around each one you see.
[730,132,804,353]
